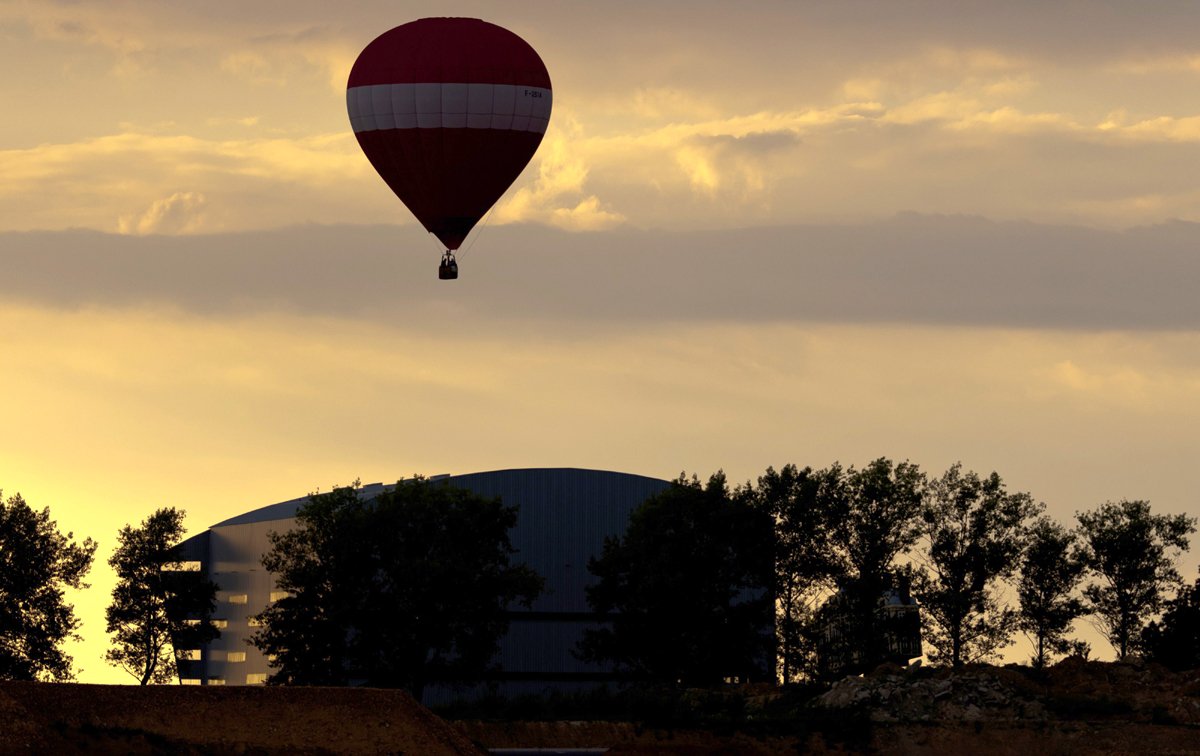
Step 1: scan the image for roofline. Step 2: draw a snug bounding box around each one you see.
[209,467,672,529]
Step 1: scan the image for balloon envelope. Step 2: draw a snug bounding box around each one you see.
[347,18,552,250]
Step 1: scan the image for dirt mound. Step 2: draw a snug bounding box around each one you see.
[1045,657,1200,724]
[816,665,1048,722]
[454,720,804,755]
[0,681,483,754]
[815,659,1200,726]
[5,663,1199,754]
[458,661,1200,754]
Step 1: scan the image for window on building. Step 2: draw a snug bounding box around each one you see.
[162,561,202,572]
[246,673,268,685]
[227,594,248,605]
[206,677,226,686]
[180,678,202,686]
[226,652,246,663]
[269,590,291,602]
[212,619,229,629]
[247,616,265,628]
[177,649,201,661]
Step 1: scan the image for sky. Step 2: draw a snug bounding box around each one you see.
[2,0,1199,682]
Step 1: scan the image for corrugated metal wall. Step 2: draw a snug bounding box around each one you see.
[424,468,671,703]
[174,468,671,702]
[449,468,670,615]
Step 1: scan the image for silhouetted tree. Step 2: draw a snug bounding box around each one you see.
[250,478,542,698]
[822,458,926,675]
[1076,500,1195,659]
[105,508,219,684]
[0,491,96,681]
[756,464,839,681]
[1140,571,1200,671]
[1064,639,1092,661]
[759,459,925,680]
[1016,517,1086,669]
[914,464,1041,667]
[579,472,775,685]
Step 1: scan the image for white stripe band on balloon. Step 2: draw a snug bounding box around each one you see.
[348,83,552,133]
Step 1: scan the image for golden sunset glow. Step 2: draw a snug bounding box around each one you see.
[2,1,1199,681]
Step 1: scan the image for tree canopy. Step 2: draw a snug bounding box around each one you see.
[250,478,543,698]
[1076,500,1195,659]
[915,464,1041,667]
[758,459,926,679]
[578,472,775,685]
[105,507,219,684]
[1016,517,1086,669]
[819,458,925,676]
[0,491,96,681]
[1140,571,1200,671]
[756,463,837,681]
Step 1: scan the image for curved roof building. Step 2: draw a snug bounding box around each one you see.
[174,467,671,702]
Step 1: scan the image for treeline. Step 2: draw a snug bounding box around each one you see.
[1,461,1198,690]
[593,460,1198,685]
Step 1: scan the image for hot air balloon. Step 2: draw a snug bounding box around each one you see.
[346,18,552,280]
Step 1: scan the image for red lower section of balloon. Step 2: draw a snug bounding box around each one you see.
[356,128,545,250]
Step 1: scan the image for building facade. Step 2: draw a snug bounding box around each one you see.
[814,577,923,679]
[173,467,671,701]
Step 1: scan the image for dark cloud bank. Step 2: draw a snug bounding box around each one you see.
[2,215,1197,330]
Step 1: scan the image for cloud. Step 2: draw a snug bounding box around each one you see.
[1107,54,1200,75]
[673,130,803,199]
[1050,360,1152,405]
[629,87,723,121]
[2,1,354,84]
[876,78,1074,136]
[494,115,625,230]
[1113,115,1200,143]
[562,106,866,209]
[220,51,286,86]
[0,131,374,233]
[1065,190,1200,228]
[550,196,625,231]
[920,46,1031,74]
[204,116,261,128]
[674,145,720,195]
[944,107,1076,134]
[10,4,1200,233]
[234,27,360,93]
[1038,337,1200,413]
[0,132,364,187]
[689,130,802,155]
[6,2,152,59]
[2,216,1198,331]
[6,84,1200,238]
[118,191,208,235]
[883,91,986,125]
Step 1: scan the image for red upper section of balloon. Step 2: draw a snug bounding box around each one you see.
[347,17,552,89]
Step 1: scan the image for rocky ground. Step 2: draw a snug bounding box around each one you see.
[817,657,1200,724]
[459,661,1200,754]
[2,661,1198,754]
